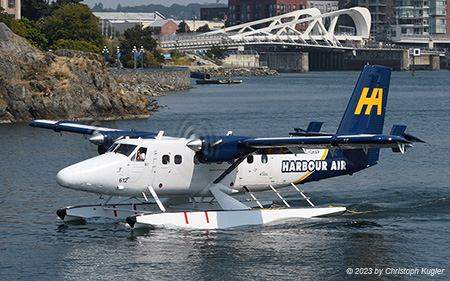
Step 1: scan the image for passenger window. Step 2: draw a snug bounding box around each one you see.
[175,155,182,165]
[261,154,268,164]
[247,155,254,164]
[162,154,170,165]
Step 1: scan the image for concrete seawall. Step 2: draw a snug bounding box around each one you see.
[259,52,309,72]
[244,47,444,72]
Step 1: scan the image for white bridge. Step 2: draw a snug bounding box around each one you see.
[159,7,371,51]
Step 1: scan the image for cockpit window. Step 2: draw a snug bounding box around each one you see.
[107,143,119,153]
[111,144,137,157]
[132,147,147,161]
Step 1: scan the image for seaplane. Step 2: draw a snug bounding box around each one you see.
[30,65,423,230]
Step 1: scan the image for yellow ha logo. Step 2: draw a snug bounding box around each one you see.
[354,88,383,115]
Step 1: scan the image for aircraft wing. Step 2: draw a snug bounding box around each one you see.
[244,134,415,150]
[189,127,424,163]
[30,120,156,154]
[244,136,334,149]
[29,120,120,135]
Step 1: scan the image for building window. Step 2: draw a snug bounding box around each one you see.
[8,0,15,8]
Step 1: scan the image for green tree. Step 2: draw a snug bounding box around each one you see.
[50,0,83,12]
[9,17,47,50]
[0,7,12,26]
[42,3,105,52]
[21,0,50,21]
[176,21,190,34]
[206,45,228,60]
[119,25,161,68]
[51,39,100,53]
[196,24,210,33]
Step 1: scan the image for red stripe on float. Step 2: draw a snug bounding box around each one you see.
[113,205,117,217]
[184,212,189,224]
[205,211,209,223]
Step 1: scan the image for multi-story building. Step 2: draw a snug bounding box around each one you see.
[430,0,449,35]
[228,0,307,26]
[393,0,430,36]
[354,0,449,39]
[0,0,21,19]
[357,0,394,38]
[200,7,228,21]
[308,0,339,13]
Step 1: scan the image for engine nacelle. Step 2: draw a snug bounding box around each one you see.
[188,135,255,163]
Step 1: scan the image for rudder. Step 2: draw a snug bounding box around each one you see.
[336,65,391,135]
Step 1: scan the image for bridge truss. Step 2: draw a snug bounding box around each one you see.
[159,7,371,51]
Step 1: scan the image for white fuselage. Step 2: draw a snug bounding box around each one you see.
[56,137,345,198]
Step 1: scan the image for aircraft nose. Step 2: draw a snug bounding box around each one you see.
[56,167,75,188]
[54,153,124,194]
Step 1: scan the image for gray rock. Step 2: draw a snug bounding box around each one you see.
[0,29,155,123]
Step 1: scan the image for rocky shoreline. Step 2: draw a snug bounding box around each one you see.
[189,66,279,77]
[0,23,155,123]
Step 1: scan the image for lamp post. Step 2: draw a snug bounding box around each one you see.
[102,46,109,67]
[132,45,138,70]
[140,46,145,69]
[116,46,120,69]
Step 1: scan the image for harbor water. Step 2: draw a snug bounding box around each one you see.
[1,70,449,280]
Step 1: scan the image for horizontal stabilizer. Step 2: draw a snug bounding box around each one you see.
[402,133,425,143]
[290,122,333,136]
[390,125,407,136]
[390,125,424,153]
[307,121,323,133]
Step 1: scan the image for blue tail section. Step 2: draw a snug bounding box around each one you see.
[338,65,391,168]
[337,65,391,135]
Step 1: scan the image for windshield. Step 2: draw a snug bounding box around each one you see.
[107,143,119,153]
[110,144,137,157]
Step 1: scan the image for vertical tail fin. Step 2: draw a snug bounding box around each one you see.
[336,65,391,135]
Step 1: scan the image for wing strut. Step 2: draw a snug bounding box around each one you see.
[147,185,166,212]
[269,185,291,208]
[290,183,315,207]
[213,156,247,184]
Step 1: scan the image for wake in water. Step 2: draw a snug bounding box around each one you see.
[345,197,450,219]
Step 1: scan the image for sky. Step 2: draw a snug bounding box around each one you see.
[82,0,221,9]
